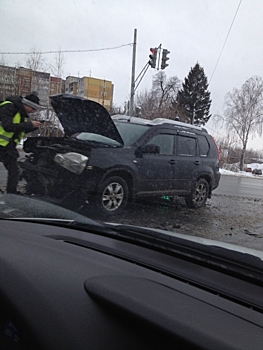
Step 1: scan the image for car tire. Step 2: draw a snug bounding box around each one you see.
[185,178,209,209]
[96,176,129,215]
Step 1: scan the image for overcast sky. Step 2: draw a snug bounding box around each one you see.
[1,0,263,149]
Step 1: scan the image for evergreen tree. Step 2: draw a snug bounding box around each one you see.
[176,63,211,126]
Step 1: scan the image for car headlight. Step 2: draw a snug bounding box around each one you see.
[54,152,88,174]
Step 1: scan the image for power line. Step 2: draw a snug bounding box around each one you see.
[208,0,243,141]
[0,43,133,55]
[209,0,242,84]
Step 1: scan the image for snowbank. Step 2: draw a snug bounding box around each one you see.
[220,163,263,178]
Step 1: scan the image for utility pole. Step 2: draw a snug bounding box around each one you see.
[129,28,137,116]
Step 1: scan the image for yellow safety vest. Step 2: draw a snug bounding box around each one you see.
[0,101,27,147]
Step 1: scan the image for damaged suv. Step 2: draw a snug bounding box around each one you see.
[20,94,221,215]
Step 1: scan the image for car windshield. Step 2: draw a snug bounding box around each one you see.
[114,121,150,146]
[1,1,263,254]
[74,132,122,146]
[2,3,263,348]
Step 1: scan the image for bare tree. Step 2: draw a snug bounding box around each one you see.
[25,47,46,72]
[223,76,263,170]
[110,103,124,116]
[50,50,65,79]
[217,134,241,167]
[50,50,65,86]
[22,47,51,111]
[136,88,157,120]
[136,71,181,120]
[0,55,8,66]
[48,50,66,95]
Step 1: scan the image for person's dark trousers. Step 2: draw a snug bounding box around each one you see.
[0,145,19,194]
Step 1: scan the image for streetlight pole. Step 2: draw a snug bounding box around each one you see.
[129,28,137,116]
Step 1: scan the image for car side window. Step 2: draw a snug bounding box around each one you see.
[197,135,210,156]
[177,135,197,156]
[146,134,175,155]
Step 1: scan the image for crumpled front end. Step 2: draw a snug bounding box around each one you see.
[19,137,92,200]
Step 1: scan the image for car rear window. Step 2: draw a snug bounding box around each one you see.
[197,135,210,156]
[177,135,197,156]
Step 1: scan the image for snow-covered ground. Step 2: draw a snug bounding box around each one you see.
[220,163,263,178]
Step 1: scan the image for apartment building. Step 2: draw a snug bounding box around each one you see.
[0,65,65,107]
[0,65,16,100]
[15,67,50,107]
[50,76,65,96]
[0,65,114,111]
[65,76,114,112]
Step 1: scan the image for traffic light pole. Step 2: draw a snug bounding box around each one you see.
[129,28,137,116]
[129,31,170,115]
[134,62,149,92]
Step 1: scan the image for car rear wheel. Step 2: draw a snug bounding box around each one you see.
[185,178,209,209]
[96,176,129,215]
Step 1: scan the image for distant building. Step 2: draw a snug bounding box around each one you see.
[15,67,33,97]
[65,76,79,95]
[50,76,65,96]
[15,67,51,107]
[0,65,114,111]
[0,64,66,107]
[65,76,114,112]
[0,65,16,100]
[31,70,50,107]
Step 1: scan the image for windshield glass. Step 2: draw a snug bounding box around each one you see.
[74,132,122,146]
[114,121,150,146]
[1,0,263,255]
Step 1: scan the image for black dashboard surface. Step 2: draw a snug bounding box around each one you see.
[1,219,263,349]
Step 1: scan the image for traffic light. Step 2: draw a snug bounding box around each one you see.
[149,47,158,68]
[161,49,170,70]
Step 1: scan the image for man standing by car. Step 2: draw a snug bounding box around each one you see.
[0,92,42,194]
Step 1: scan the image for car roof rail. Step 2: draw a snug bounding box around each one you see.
[111,115,155,125]
[111,114,208,133]
[151,118,207,132]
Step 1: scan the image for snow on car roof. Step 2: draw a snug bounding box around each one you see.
[112,114,207,132]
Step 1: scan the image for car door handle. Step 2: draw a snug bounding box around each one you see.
[194,160,201,165]
[168,159,177,165]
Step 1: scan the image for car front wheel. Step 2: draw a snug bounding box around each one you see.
[96,176,129,215]
[185,178,209,209]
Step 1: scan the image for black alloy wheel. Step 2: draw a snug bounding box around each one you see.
[185,178,209,209]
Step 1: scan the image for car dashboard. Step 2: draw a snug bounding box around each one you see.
[0,219,263,349]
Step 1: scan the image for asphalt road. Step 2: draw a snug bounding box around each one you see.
[214,174,263,199]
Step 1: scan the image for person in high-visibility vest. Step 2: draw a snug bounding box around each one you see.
[0,92,42,194]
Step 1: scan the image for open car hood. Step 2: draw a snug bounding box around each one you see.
[50,94,124,145]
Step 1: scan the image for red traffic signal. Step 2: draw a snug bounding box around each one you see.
[149,47,158,68]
